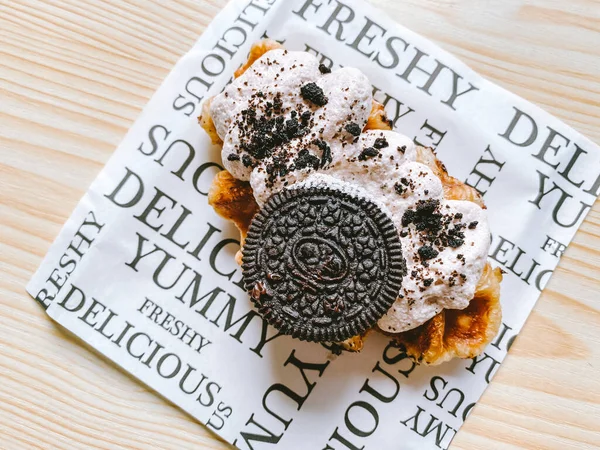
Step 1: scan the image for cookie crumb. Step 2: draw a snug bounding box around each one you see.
[300,82,328,106]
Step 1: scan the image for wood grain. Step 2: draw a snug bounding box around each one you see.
[0,0,598,448]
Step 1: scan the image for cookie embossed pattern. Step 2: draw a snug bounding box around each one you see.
[23,0,600,449]
[242,186,406,342]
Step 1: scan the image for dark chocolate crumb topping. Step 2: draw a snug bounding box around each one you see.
[402,199,441,229]
[418,245,439,261]
[294,149,321,171]
[358,147,379,161]
[400,199,471,275]
[394,182,405,195]
[345,122,362,136]
[313,139,332,168]
[301,110,311,125]
[318,63,332,74]
[300,82,328,106]
[242,154,255,168]
[228,85,338,190]
[373,137,389,149]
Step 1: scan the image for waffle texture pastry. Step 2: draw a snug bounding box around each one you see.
[201,40,502,365]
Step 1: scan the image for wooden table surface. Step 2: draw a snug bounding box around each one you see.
[1,0,599,448]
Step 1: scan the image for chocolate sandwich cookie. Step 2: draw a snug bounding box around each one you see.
[242,186,406,343]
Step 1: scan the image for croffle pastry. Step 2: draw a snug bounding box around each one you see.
[199,40,502,365]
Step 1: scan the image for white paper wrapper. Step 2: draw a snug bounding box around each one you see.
[26,0,600,448]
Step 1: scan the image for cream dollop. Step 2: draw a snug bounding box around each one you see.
[211,49,372,185]
[208,49,491,333]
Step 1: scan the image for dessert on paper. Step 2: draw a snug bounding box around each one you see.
[25,0,600,449]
